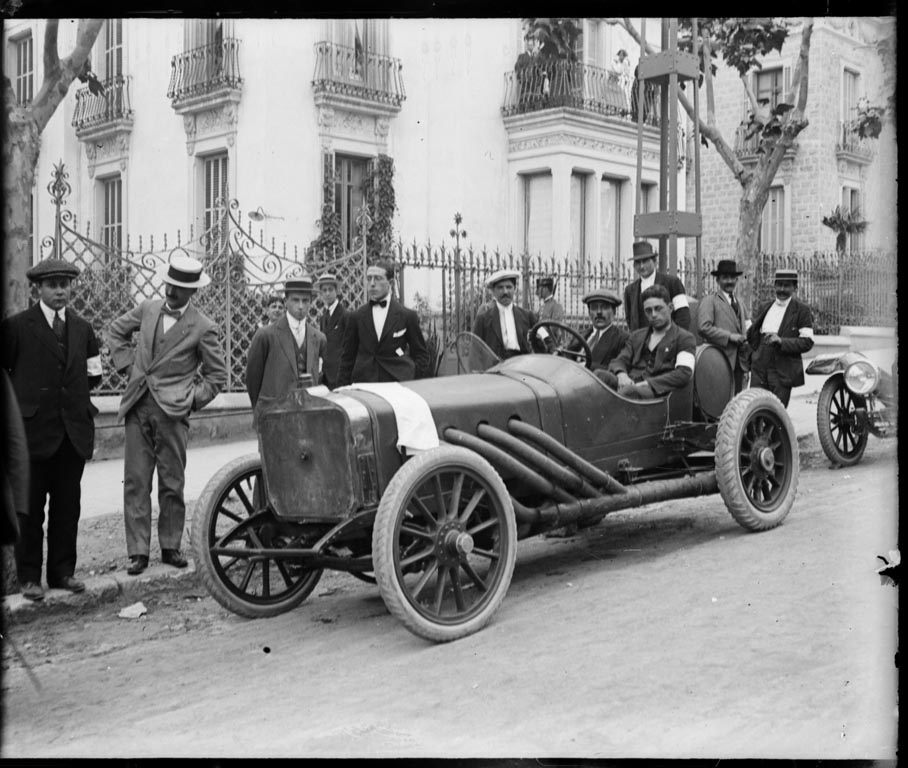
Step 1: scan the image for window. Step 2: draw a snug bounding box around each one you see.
[202,153,229,256]
[100,175,123,255]
[584,20,600,65]
[570,172,588,265]
[13,33,33,106]
[334,154,368,251]
[842,186,863,253]
[759,186,785,253]
[523,172,553,257]
[601,177,623,270]
[755,67,785,110]
[101,19,123,81]
[842,68,860,123]
[332,20,389,79]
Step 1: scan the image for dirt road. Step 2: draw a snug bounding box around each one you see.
[2,439,898,759]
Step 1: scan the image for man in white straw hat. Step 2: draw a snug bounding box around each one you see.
[108,253,227,575]
[472,269,541,360]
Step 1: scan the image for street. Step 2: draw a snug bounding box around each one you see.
[1,438,898,759]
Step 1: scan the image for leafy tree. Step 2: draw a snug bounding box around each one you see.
[522,18,582,61]
[3,19,105,317]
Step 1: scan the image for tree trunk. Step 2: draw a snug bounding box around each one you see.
[734,182,771,310]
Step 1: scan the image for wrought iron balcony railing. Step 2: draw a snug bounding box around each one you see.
[732,122,799,159]
[836,120,874,160]
[167,37,242,103]
[501,60,660,127]
[72,75,134,132]
[312,41,406,108]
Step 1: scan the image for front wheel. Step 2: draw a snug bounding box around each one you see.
[372,446,517,642]
[816,375,868,466]
[715,389,799,531]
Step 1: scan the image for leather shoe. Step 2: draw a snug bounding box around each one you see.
[21,581,45,601]
[127,555,149,575]
[49,575,86,593]
[161,549,188,568]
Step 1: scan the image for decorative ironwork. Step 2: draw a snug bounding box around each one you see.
[168,37,242,103]
[72,75,134,131]
[312,41,406,108]
[835,120,875,162]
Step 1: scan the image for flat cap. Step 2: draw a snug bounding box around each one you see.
[582,289,622,307]
[486,269,519,288]
[26,259,80,282]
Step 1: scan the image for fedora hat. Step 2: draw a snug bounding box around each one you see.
[281,275,315,295]
[316,272,338,287]
[160,254,210,288]
[711,259,744,277]
[26,258,80,282]
[486,269,519,288]
[629,241,657,262]
[582,289,621,308]
[773,268,798,284]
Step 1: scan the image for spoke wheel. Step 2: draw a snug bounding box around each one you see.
[527,320,593,368]
[817,376,868,466]
[373,446,517,642]
[192,454,323,618]
[715,389,799,531]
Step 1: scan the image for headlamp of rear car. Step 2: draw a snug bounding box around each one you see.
[844,360,879,395]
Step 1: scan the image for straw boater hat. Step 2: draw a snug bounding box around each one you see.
[160,254,211,288]
[486,269,519,288]
[281,275,315,294]
[582,289,622,307]
[711,259,744,277]
[26,258,80,282]
[628,241,657,262]
[773,268,798,284]
[316,273,339,287]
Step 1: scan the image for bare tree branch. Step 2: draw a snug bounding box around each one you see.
[43,18,60,78]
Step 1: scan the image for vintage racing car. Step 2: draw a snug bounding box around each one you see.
[192,321,800,642]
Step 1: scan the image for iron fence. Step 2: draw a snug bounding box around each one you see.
[312,41,406,108]
[167,36,242,103]
[71,75,134,132]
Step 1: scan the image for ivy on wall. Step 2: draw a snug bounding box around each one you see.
[308,152,343,259]
[364,154,396,263]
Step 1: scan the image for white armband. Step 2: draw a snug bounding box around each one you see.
[537,328,550,340]
[87,355,102,376]
[676,350,695,370]
[671,294,690,310]
[745,318,752,331]
[798,327,814,339]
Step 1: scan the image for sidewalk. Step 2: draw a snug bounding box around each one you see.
[3,378,825,619]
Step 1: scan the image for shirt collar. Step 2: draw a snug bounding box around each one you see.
[39,301,64,323]
[163,302,188,317]
[773,296,792,308]
[495,301,515,314]
[640,272,656,290]
[327,299,339,314]
[287,312,306,326]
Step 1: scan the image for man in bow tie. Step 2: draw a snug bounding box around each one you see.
[337,260,430,386]
[746,268,814,407]
[696,259,752,394]
[108,254,227,576]
[246,275,326,421]
[1,259,102,600]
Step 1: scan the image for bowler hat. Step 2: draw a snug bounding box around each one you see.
[316,272,338,287]
[486,269,519,288]
[711,259,744,277]
[282,275,315,295]
[26,258,80,282]
[629,241,657,262]
[773,268,798,284]
[582,289,622,308]
[160,254,211,288]
[536,276,555,289]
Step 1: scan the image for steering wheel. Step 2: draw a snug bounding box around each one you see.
[527,321,592,369]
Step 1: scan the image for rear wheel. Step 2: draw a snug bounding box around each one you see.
[372,446,517,642]
[715,389,799,531]
[192,454,323,618]
[816,375,868,466]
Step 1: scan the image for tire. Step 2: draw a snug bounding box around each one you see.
[192,453,323,618]
[372,446,517,642]
[715,389,799,531]
[816,375,868,466]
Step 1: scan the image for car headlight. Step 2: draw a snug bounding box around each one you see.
[844,360,879,395]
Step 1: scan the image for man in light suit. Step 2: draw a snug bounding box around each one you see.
[246,275,326,422]
[471,269,540,359]
[337,260,430,386]
[108,254,227,575]
[697,259,752,394]
[1,259,101,600]
[623,240,691,332]
[316,272,348,390]
[572,289,628,374]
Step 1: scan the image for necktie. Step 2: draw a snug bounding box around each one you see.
[52,311,65,342]
[161,305,181,319]
[729,294,740,317]
[370,298,388,308]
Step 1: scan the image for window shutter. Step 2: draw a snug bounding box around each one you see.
[524,173,553,258]
[783,65,791,101]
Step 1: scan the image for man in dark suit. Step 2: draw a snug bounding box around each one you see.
[316,272,348,390]
[246,275,326,423]
[337,260,430,386]
[747,268,814,407]
[600,285,696,399]
[573,289,628,374]
[108,254,227,575]
[1,259,102,600]
[472,269,540,359]
[697,259,752,394]
[623,240,691,332]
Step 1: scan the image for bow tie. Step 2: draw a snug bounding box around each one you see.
[161,305,181,319]
[370,298,388,308]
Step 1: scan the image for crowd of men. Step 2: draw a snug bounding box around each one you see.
[1,240,813,600]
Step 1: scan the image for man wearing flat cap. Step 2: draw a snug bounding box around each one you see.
[316,272,349,390]
[572,289,629,373]
[108,253,227,575]
[623,240,691,333]
[696,259,752,394]
[472,269,540,359]
[246,275,327,421]
[1,259,102,600]
[746,268,814,407]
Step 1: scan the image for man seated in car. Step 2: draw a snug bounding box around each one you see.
[572,288,629,374]
[597,284,696,400]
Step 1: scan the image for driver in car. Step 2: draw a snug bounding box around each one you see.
[598,285,696,399]
[574,289,628,374]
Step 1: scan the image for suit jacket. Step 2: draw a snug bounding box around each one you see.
[471,303,538,359]
[246,316,326,419]
[337,298,430,386]
[747,297,814,389]
[1,304,100,461]
[319,301,349,389]
[574,324,629,372]
[624,272,691,332]
[538,297,565,324]
[697,291,750,371]
[108,299,227,422]
[609,322,696,397]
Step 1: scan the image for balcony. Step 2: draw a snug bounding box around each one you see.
[501,60,660,129]
[311,41,406,114]
[835,120,874,164]
[72,75,134,139]
[167,37,242,110]
[733,122,797,161]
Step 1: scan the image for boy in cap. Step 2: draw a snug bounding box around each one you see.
[108,253,227,575]
[696,259,751,394]
[575,289,628,373]
[746,268,814,407]
[1,259,102,599]
[246,275,327,421]
[316,272,349,390]
[472,269,540,359]
[623,240,691,332]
